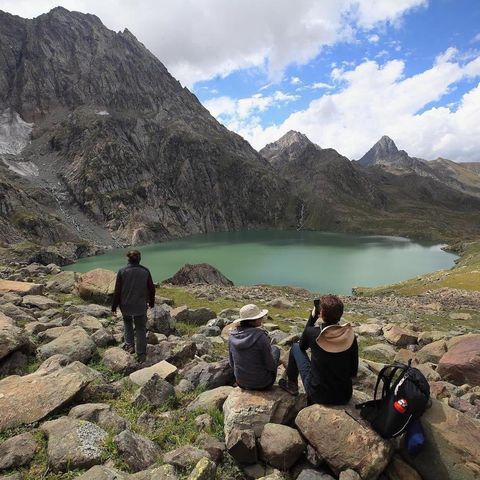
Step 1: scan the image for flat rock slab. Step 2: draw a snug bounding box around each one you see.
[0,361,94,430]
[41,417,107,471]
[187,386,234,412]
[129,360,178,386]
[383,325,418,347]
[0,312,28,361]
[77,269,116,304]
[295,399,392,479]
[21,294,60,310]
[69,403,127,434]
[0,279,43,296]
[163,445,211,470]
[0,432,37,470]
[76,465,128,479]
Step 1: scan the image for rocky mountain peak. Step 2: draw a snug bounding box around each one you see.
[260,130,320,166]
[358,135,400,166]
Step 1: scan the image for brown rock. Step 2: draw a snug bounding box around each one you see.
[0,279,43,296]
[259,423,305,469]
[384,456,422,480]
[438,334,480,386]
[129,360,177,386]
[295,400,393,479]
[187,386,234,412]
[405,399,480,480]
[102,347,137,374]
[416,340,446,364]
[226,428,257,465]
[77,268,116,304]
[113,430,161,472]
[0,312,28,361]
[163,445,211,470]
[384,325,417,347]
[0,432,37,470]
[0,362,95,430]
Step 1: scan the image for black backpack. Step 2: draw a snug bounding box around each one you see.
[355,361,430,439]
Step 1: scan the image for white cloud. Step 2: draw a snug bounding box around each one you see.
[472,33,480,43]
[226,51,480,162]
[368,34,380,43]
[290,76,302,85]
[311,82,334,89]
[0,0,430,86]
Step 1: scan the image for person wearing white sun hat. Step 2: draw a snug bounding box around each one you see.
[228,303,280,390]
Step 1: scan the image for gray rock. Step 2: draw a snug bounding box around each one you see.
[0,312,28,361]
[180,359,234,389]
[21,295,59,310]
[37,327,97,363]
[91,328,116,348]
[187,457,217,480]
[129,464,179,479]
[163,445,211,470]
[259,423,305,469]
[0,432,37,470]
[147,304,177,336]
[339,470,362,480]
[165,263,233,286]
[70,304,112,318]
[226,428,257,465]
[102,347,137,374]
[46,271,77,293]
[69,403,127,433]
[41,417,107,471]
[174,307,217,326]
[113,430,161,472]
[132,373,175,407]
[297,470,335,480]
[195,433,225,463]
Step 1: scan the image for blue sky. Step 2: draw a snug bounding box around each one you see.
[1,0,480,161]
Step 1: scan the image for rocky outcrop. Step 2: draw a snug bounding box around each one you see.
[165,263,234,286]
[77,269,117,304]
[404,399,480,480]
[437,334,480,386]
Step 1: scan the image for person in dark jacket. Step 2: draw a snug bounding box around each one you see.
[279,294,358,405]
[228,304,280,390]
[112,250,155,362]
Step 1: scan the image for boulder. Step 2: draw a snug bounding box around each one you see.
[0,279,43,296]
[113,430,161,472]
[437,334,480,386]
[41,417,107,471]
[383,325,417,346]
[0,350,28,376]
[0,302,36,324]
[102,347,137,374]
[129,465,178,480]
[70,303,112,317]
[297,470,334,480]
[223,386,307,440]
[187,386,234,412]
[187,457,217,480]
[46,271,77,293]
[363,343,396,362]
[77,269,116,304]
[132,373,175,407]
[195,433,225,463]
[416,340,447,364]
[147,304,177,335]
[129,360,177,386]
[383,455,422,480]
[0,312,28,361]
[417,331,447,346]
[174,307,217,325]
[37,327,96,363]
[91,328,116,348]
[357,324,383,336]
[226,428,257,465]
[163,445,211,470]
[0,432,37,470]
[339,470,362,480]
[165,263,233,286]
[0,361,95,430]
[76,465,128,479]
[405,399,480,480]
[70,315,104,331]
[145,340,197,368]
[259,423,305,469]
[21,294,59,310]
[69,403,127,434]
[267,297,294,309]
[295,400,393,479]
[180,359,234,389]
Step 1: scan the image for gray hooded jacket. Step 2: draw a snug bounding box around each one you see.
[228,326,277,389]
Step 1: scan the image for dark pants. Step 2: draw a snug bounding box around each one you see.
[286,343,313,397]
[123,314,147,356]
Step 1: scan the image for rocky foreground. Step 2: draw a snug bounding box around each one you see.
[0,264,479,480]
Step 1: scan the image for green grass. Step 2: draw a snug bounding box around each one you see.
[87,351,125,383]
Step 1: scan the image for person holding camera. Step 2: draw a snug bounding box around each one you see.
[111,250,155,363]
[279,294,358,405]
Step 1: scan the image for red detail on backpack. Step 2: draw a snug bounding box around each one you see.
[394,398,408,414]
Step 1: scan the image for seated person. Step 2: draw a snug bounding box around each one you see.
[228,303,280,390]
[279,294,358,405]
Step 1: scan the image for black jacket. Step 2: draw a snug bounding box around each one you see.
[112,263,155,316]
[300,315,358,405]
[228,326,277,390]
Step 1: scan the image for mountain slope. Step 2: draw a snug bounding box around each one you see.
[0,7,296,248]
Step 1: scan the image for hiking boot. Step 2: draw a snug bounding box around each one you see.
[136,353,147,364]
[279,378,299,396]
[122,343,135,354]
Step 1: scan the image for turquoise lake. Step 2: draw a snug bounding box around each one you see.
[65,231,458,294]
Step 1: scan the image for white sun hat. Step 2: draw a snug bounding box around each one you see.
[232,304,268,324]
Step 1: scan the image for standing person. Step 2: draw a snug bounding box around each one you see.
[112,250,155,363]
[228,304,280,390]
[279,294,358,405]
